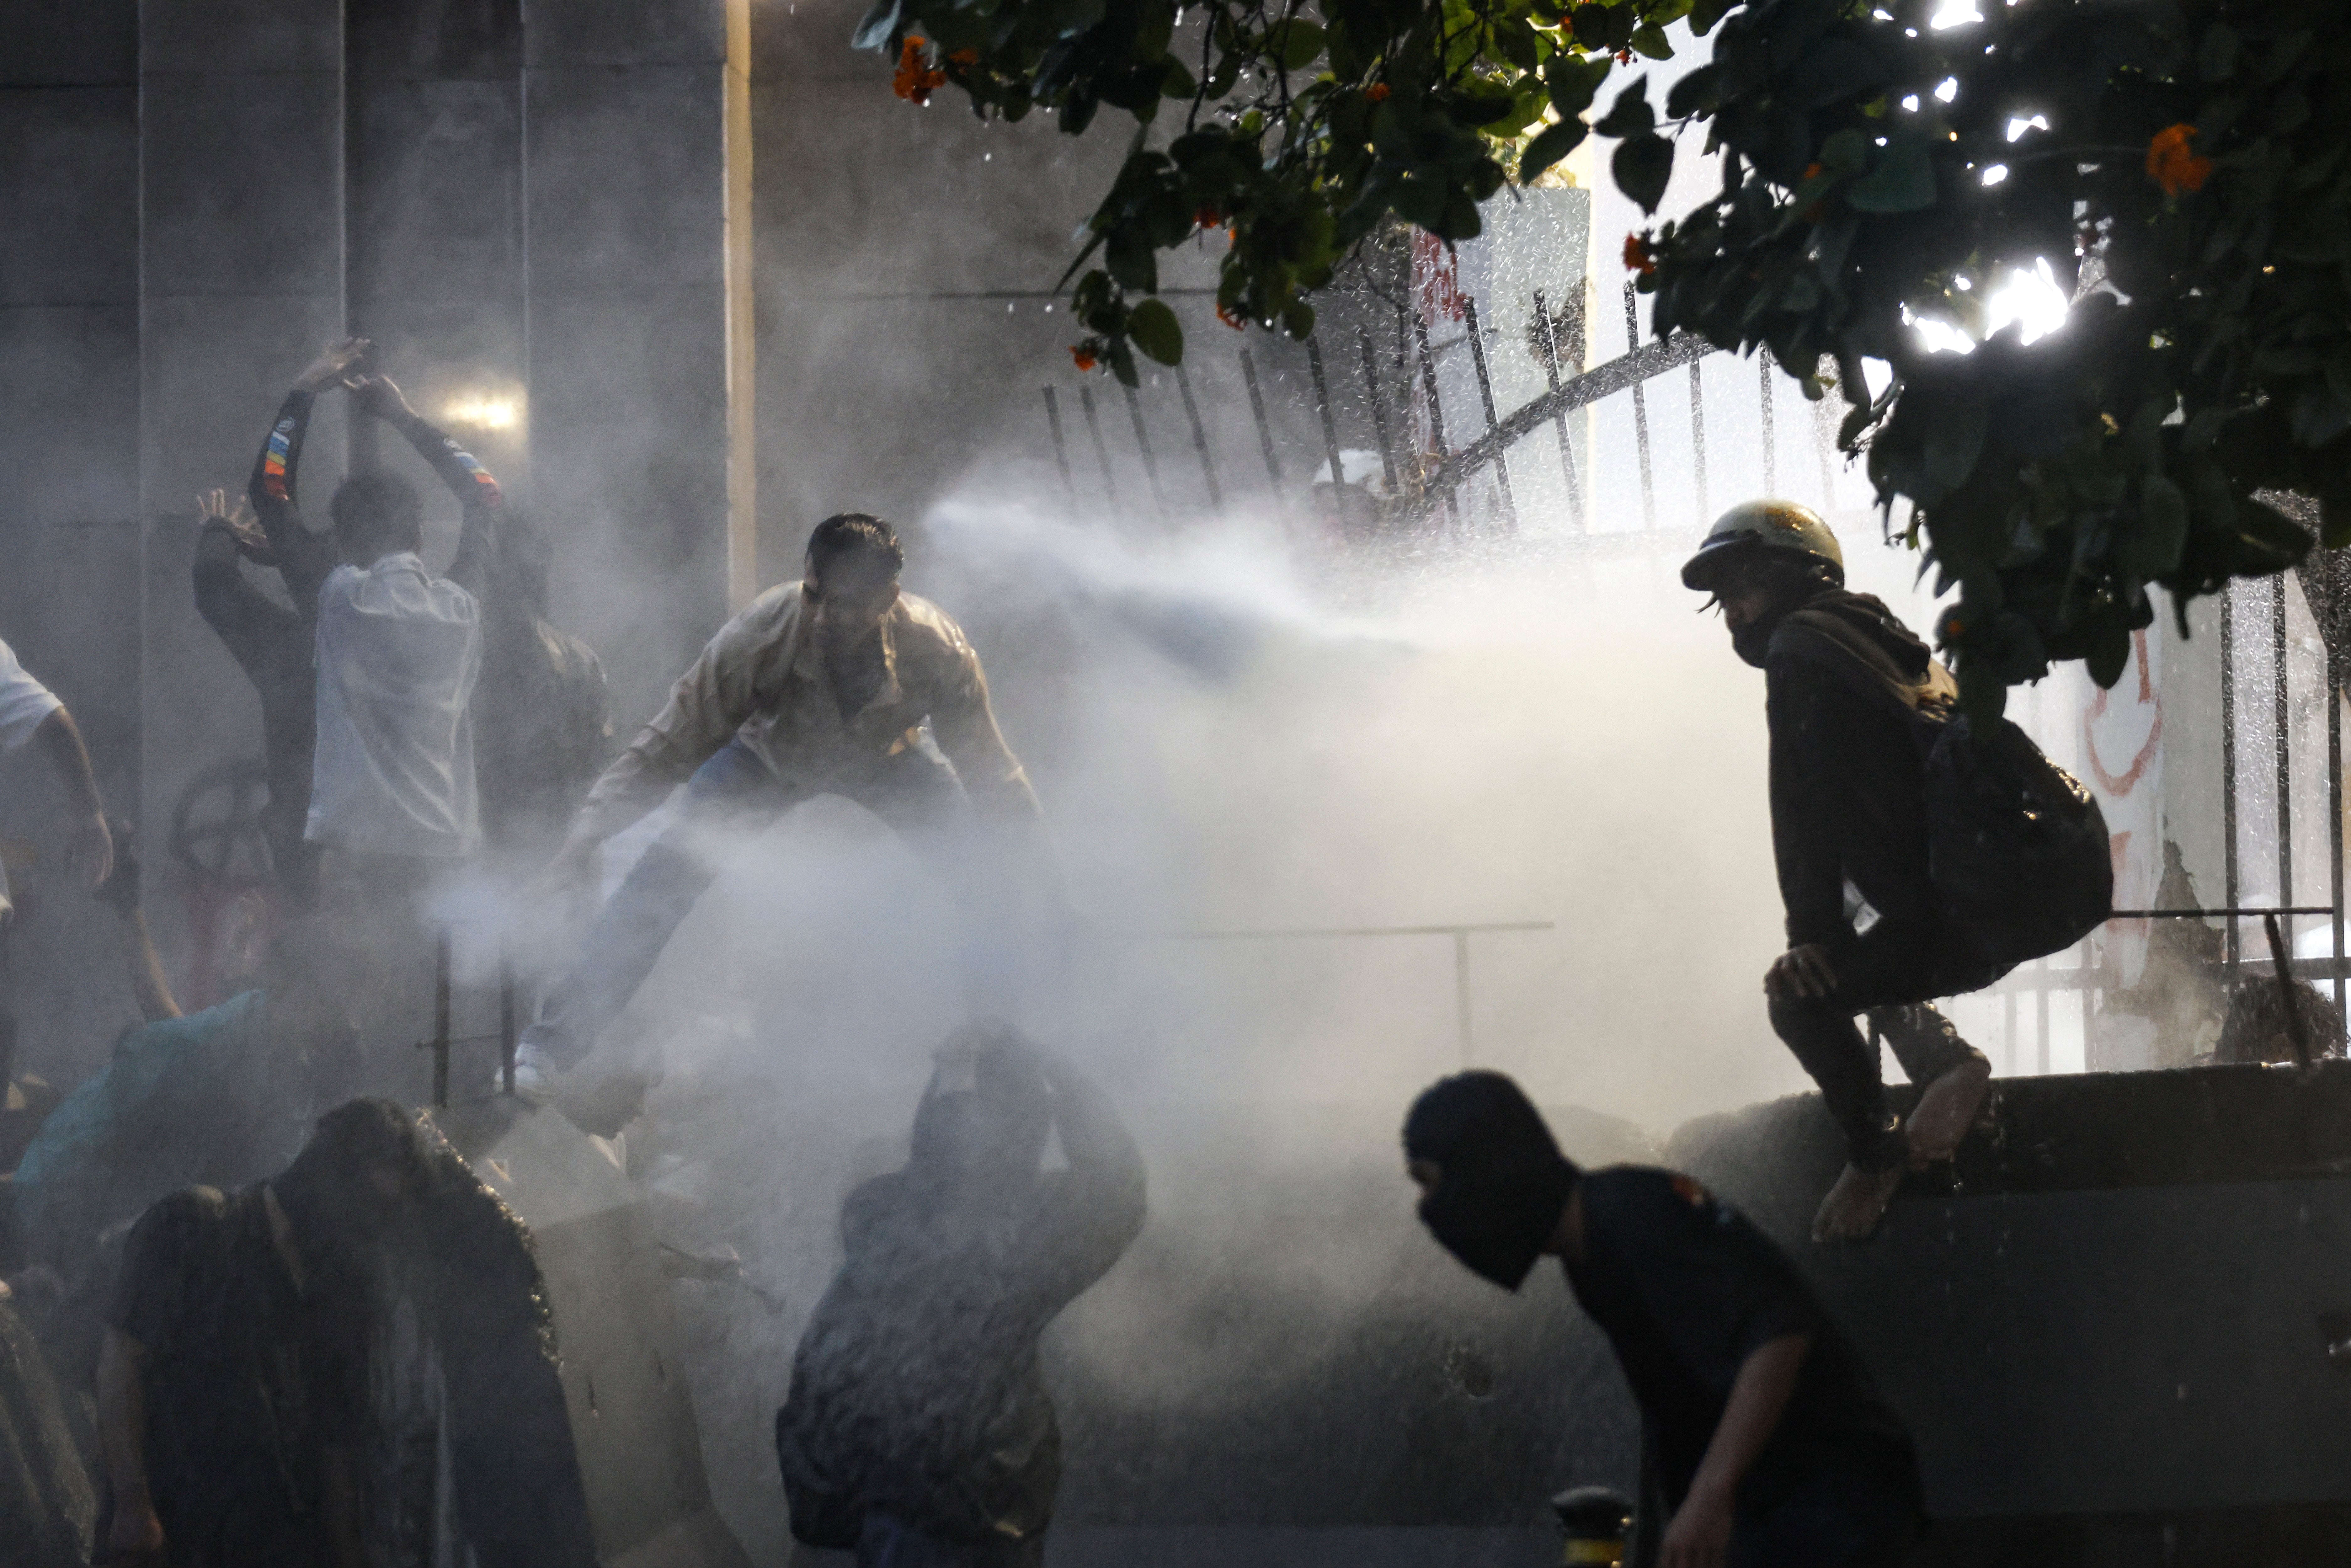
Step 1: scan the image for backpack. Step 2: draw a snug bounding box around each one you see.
[1781,603,2112,970]
[1919,709,2113,968]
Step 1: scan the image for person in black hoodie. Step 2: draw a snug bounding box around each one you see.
[1683,502,1997,1244]
[1405,1071,1923,1568]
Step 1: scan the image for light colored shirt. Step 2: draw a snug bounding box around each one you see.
[308,553,483,856]
[0,637,62,754]
[574,583,1040,843]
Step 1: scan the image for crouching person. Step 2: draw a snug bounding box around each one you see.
[777,1025,1145,1566]
[1404,1072,1922,1568]
[98,1099,595,1568]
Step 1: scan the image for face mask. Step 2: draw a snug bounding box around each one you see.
[1731,614,1779,669]
[1416,1157,1572,1291]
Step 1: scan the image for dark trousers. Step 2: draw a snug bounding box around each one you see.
[533,739,994,1069]
[1767,914,1994,1173]
[1730,1467,1919,1568]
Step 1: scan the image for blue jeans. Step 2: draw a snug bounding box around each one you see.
[530,739,991,1069]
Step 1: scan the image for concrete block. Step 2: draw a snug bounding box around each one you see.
[524,66,729,299]
[138,0,342,78]
[0,305,139,527]
[521,0,735,69]
[139,70,343,298]
[0,91,137,307]
[348,75,524,310]
[0,3,135,87]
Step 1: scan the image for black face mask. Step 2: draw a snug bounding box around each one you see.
[1730,602,1794,669]
[1416,1156,1573,1291]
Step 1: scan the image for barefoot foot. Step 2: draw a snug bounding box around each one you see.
[1905,1058,1991,1169]
[1813,1161,1905,1244]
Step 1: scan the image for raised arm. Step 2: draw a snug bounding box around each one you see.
[1011,1053,1147,1318]
[928,649,1045,826]
[194,489,305,672]
[248,339,367,609]
[350,375,503,595]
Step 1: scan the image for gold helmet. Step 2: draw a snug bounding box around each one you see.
[1680,499,1844,592]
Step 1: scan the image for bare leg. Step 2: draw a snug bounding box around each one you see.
[1812,1157,1906,1244]
[1904,1056,1991,1167]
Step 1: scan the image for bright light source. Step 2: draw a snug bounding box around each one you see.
[1931,0,1982,25]
[2006,114,2050,141]
[443,394,521,430]
[1982,164,2010,185]
[1934,77,1959,102]
[1912,257,2070,356]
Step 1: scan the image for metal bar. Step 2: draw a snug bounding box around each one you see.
[1625,285,1657,531]
[1412,311,1458,524]
[2276,572,2294,933]
[1079,383,1119,505]
[1042,386,1076,504]
[2111,906,2335,918]
[2223,584,2241,966]
[2332,649,2345,1018]
[1140,920,1556,941]
[1174,362,1224,514]
[432,929,452,1110]
[1425,329,1711,496]
[1123,382,1171,518]
[1462,297,1518,532]
[1359,329,1401,496]
[1760,349,1778,493]
[1306,334,1346,487]
[1455,930,1474,1067]
[1688,359,1710,524]
[1531,288,1586,533]
[1238,348,1284,491]
[500,952,517,1098]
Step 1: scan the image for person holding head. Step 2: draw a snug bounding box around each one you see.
[97,1098,594,1568]
[517,514,1059,1085]
[1681,501,1996,1244]
[776,1023,1145,1566]
[1404,1071,1922,1568]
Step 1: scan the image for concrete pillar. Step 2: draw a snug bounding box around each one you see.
[0,5,143,1076]
[138,0,347,984]
[521,0,754,721]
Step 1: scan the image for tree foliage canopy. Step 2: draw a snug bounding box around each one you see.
[857,0,2351,708]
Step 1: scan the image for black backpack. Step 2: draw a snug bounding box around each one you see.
[1918,709,2113,969]
[1781,603,2112,972]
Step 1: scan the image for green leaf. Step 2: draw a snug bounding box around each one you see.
[2124,476,2190,576]
[1544,53,1612,118]
[1629,24,1672,61]
[1612,131,1674,213]
[1665,64,1720,120]
[1127,298,1185,365]
[1845,134,1936,213]
[1519,116,1588,182]
[1593,80,1654,138]
[1272,19,1326,70]
[850,0,899,51]
[1688,0,1735,32]
[1282,299,1316,339]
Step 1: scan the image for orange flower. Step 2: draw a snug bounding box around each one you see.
[893,36,946,104]
[948,47,978,65]
[1216,301,1249,330]
[1614,47,1632,64]
[2146,123,2211,195]
[1366,82,1391,102]
[1623,232,1657,276]
[1802,162,1822,181]
[1071,344,1098,372]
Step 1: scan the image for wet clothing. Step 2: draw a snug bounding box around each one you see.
[0,1294,94,1568]
[11,991,304,1281]
[776,1062,1145,1554]
[1762,590,1992,1171]
[193,523,320,895]
[309,554,482,856]
[111,1160,595,1568]
[1562,1169,1920,1558]
[0,637,62,925]
[573,583,1041,845]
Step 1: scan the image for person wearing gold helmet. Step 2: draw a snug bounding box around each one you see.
[1683,501,1999,1244]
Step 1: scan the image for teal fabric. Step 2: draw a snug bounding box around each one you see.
[12,992,305,1271]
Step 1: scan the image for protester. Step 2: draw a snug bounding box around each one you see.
[1682,501,1996,1243]
[0,637,115,918]
[2210,974,2347,1066]
[0,1274,94,1568]
[1405,1071,1922,1568]
[99,1098,595,1568]
[246,339,486,1093]
[518,514,1062,1086]
[776,1023,1145,1567]
[343,374,612,859]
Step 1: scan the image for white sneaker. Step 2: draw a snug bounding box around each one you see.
[501,1038,560,1099]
